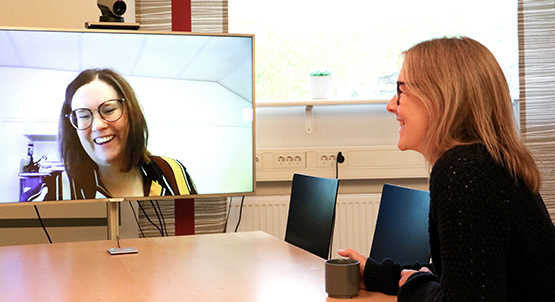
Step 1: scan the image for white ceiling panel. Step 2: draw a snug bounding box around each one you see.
[9,30,81,71]
[81,32,145,74]
[0,31,21,67]
[130,34,209,79]
[180,37,253,82]
[0,28,253,102]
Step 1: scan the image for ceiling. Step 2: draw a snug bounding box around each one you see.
[0,28,254,101]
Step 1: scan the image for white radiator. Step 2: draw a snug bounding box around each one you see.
[226,193,381,257]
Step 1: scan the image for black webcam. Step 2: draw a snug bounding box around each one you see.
[98,0,127,22]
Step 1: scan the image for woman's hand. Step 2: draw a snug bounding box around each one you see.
[399,267,432,287]
[337,248,367,290]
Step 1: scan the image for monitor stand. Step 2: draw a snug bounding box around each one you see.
[107,198,124,240]
[85,22,140,30]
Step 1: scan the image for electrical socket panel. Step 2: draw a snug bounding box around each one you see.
[255,150,348,170]
[317,151,347,167]
[273,153,305,168]
[255,147,428,181]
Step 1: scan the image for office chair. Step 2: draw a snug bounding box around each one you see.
[285,173,339,259]
[370,184,431,265]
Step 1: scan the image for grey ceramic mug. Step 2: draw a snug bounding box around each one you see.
[325,258,360,298]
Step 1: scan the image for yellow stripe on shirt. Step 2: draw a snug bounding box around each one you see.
[149,181,163,197]
[161,156,190,195]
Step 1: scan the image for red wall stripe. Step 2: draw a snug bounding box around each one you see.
[171,0,192,32]
[172,0,193,235]
[175,199,195,235]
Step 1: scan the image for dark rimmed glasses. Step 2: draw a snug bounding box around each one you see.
[396,81,405,104]
[66,99,125,130]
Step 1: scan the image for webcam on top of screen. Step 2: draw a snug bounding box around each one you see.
[98,0,127,22]
[85,0,140,30]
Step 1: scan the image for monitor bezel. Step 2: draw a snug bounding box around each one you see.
[0,26,256,206]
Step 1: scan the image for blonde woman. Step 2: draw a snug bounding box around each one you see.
[339,37,555,301]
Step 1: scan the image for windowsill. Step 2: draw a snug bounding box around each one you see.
[255,98,519,107]
[254,98,390,133]
[255,98,390,107]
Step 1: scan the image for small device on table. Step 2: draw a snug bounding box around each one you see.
[107,236,138,255]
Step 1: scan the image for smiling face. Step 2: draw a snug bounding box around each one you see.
[71,80,129,170]
[386,66,430,158]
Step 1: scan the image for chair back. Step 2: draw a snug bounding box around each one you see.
[285,173,339,259]
[370,184,430,265]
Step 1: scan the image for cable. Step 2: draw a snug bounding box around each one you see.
[150,201,164,236]
[129,202,145,238]
[154,200,169,236]
[331,151,344,257]
[336,151,345,179]
[149,200,167,236]
[224,196,233,233]
[34,205,52,244]
[138,201,164,236]
[234,196,245,232]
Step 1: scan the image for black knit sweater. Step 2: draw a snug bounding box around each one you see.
[363,144,555,301]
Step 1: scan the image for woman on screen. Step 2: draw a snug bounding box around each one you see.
[337,37,555,300]
[31,68,197,201]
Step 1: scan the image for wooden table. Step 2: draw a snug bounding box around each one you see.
[0,231,396,301]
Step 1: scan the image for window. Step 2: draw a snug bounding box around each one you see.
[229,0,518,101]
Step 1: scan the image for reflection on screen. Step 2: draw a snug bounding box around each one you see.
[0,27,255,203]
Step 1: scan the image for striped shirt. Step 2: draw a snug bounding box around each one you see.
[23,156,197,201]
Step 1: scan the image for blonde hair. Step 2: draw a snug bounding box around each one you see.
[401,36,541,193]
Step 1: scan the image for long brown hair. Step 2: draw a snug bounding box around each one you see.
[401,37,541,193]
[59,68,150,182]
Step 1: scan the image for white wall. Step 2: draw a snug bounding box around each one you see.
[254,103,430,195]
[0,0,135,29]
[257,104,398,149]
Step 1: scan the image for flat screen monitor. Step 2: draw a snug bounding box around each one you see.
[0,26,255,204]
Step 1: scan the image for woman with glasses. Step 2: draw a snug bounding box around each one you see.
[338,37,555,301]
[23,68,196,201]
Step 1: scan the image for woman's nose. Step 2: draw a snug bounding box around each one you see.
[386,95,398,114]
[90,111,108,131]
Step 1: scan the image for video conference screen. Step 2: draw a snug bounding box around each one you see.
[0,27,255,204]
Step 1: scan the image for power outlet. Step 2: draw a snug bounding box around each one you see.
[318,154,335,167]
[274,153,305,168]
[317,151,347,167]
